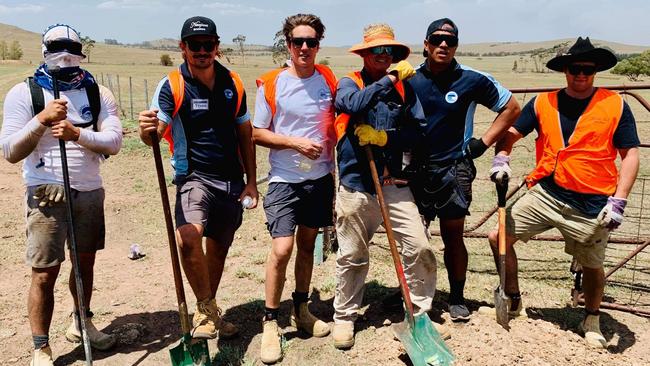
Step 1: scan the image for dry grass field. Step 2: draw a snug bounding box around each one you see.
[1,23,650,366]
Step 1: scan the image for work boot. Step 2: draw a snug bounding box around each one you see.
[65,312,116,350]
[260,318,282,364]
[332,322,355,349]
[191,298,223,339]
[478,297,526,319]
[30,345,53,366]
[580,314,607,349]
[449,304,471,322]
[290,302,330,337]
[433,321,451,340]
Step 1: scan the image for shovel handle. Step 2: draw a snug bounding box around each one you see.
[364,145,415,324]
[150,132,191,334]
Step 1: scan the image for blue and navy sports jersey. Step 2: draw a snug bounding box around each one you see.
[151,61,250,184]
[408,59,512,161]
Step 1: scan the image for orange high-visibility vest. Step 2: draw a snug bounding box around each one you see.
[162,67,245,153]
[255,64,337,119]
[526,88,623,195]
[334,71,405,140]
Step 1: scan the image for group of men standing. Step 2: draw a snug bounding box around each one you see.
[0,13,639,366]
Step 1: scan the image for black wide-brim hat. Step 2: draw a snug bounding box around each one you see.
[546,37,618,72]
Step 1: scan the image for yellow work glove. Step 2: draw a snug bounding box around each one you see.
[355,125,388,147]
[389,60,416,81]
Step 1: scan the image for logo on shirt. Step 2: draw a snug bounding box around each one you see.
[224,89,234,99]
[445,91,458,104]
[191,99,209,111]
[80,104,93,121]
[319,88,331,101]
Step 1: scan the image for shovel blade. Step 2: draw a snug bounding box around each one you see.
[169,336,210,366]
[494,286,510,330]
[392,313,455,366]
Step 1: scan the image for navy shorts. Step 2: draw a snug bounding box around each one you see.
[175,178,243,245]
[410,157,476,221]
[263,173,335,238]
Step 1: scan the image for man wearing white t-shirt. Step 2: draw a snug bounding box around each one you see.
[0,24,122,365]
[252,13,337,364]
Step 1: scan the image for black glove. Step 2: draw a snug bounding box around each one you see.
[467,137,488,159]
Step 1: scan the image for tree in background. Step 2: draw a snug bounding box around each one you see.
[81,36,96,63]
[611,50,650,81]
[529,42,569,73]
[271,30,289,65]
[0,40,7,60]
[8,40,22,60]
[232,34,246,64]
[160,54,173,66]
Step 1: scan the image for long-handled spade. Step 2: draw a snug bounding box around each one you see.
[364,145,454,366]
[149,132,210,365]
[494,178,510,330]
[51,67,93,366]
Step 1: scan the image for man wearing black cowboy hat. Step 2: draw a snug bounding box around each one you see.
[483,37,640,348]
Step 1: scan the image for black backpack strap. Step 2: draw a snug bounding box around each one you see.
[85,82,101,132]
[26,77,45,117]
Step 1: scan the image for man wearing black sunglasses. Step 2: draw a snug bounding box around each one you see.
[139,16,258,341]
[407,18,521,322]
[485,37,639,349]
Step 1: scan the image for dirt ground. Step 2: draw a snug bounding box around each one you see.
[1,136,649,366]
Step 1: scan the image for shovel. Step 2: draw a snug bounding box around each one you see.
[51,67,93,366]
[149,132,210,365]
[364,146,454,366]
[494,178,510,330]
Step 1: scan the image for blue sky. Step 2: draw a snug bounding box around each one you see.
[0,0,648,46]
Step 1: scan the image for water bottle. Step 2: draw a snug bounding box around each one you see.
[241,196,254,209]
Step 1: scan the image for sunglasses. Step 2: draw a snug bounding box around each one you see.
[289,37,320,48]
[45,40,83,55]
[185,40,218,52]
[427,34,459,48]
[567,64,597,76]
[370,46,394,56]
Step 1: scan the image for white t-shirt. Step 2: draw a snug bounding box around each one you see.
[0,82,123,191]
[253,69,335,183]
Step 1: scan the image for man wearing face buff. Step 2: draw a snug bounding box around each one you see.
[0,24,122,365]
[139,16,258,341]
[407,18,520,322]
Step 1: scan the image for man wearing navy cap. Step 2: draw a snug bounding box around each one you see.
[1,24,122,365]
[407,18,520,322]
[139,16,258,340]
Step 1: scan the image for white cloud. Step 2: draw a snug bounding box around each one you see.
[97,0,165,10]
[0,4,45,14]
[201,2,269,15]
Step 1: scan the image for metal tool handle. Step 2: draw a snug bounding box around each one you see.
[52,70,93,366]
[150,132,191,334]
[364,145,415,325]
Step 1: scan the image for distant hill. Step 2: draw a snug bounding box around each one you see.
[456,39,649,55]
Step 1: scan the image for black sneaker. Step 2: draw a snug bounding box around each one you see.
[449,304,470,322]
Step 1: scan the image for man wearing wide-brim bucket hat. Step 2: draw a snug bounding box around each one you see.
[331,23,446,349]
[486,36,640,349]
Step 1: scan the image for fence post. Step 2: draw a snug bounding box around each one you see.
[107,74,113,94]
[100,72,104,85]
[129,76,133,120]
[144,79,149,110]
[116,75,124,117]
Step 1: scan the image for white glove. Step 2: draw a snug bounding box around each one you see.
[596,197,627,231]
[489,155,512,184]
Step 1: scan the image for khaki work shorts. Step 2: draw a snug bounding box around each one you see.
[506,184,610,268]
[25,186,106,268]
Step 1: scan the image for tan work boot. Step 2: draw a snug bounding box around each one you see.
[580,314,607,349]
[260,318,282,364]
[30,345,54,366]
[432,321,451,340]
[478,297,526,319]
[290,302,330,337]
[332,322,354,349]
[192,298,222,339]
[65,313,116,350]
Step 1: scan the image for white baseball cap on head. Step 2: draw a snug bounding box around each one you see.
[41,24,85,58]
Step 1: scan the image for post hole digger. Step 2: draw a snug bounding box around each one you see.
[364,145,455,366]
[494,178,510,330]
[150,131,210,366]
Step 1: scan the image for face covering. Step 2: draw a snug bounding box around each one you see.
[44,51,84,69]
[33,51,95,91]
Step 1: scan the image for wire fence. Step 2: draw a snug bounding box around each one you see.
[98,72,153,120]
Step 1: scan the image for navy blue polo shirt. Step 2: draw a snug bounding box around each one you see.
[151,61,250,186]
[408,59,512,161]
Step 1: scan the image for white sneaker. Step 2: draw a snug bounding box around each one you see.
[66,313,116,351]
[30,345,54,366]
[580,314,607,349]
